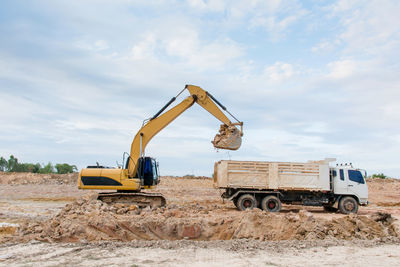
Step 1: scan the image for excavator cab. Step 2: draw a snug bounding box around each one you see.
[135,157,160,186]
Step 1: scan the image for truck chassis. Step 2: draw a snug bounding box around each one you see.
[222,188,363,214]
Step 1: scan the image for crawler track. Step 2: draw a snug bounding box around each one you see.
[97,192,166,208]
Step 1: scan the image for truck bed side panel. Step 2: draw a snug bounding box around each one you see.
[214,161,270,189]
[276,162,325,190]
[214,160,330,191]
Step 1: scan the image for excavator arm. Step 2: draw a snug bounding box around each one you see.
[127,84,243,178]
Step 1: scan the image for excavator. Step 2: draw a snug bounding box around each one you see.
[78,85,243,207]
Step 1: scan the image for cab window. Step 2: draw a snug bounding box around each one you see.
[330,169,337,179]
[152,160,158,180]
[348,170,365,184]
[339,169,344,181]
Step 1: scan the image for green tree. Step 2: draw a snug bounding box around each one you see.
[32,163,41,173]
[4,155,40,173]
[19,163,41,173]
[0,156,7,171]
[0,155,78,174]
[16,163,29,172]
[39,162,55,174]
[55,163,77,174]
[7,155,19,172]
[371,173,387,179]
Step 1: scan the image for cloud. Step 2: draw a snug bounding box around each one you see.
[250,12,307,40]
[329,0,400,57]
[1,0,400,177]
[263,62,294,82]
[129,27,244,71]
[74,40,110,51]
[326,59,356,79]
[184,0,308,40]
[311,40,340,54]
[186,0,225,12]
[131,34,158,61]
[94,40,109,51]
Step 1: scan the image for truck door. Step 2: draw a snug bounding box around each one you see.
[345,169,368,202]
[333,168,348,195]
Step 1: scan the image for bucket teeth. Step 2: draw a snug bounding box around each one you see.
[212,124,242,150]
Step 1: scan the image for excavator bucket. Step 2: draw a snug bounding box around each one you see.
[212,124,242,150]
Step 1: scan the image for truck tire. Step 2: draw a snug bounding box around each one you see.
[339,196,358,214]
[261,195,282,212]
[237,194,257,211]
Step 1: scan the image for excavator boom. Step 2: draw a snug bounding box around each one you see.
[127,84,243,178]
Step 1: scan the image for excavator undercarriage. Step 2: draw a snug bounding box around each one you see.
[97,192,166,208]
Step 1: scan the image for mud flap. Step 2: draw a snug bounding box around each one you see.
[212,124,242,150]
[332,199,339,209]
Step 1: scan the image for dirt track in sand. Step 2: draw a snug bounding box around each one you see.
[1,240,400,266]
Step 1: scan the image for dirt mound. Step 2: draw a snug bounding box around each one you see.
[13,196,399,243]
[0,172,77,185]
[367,178,400,206]
[0,223,18,235]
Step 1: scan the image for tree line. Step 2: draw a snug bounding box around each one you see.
[0,155,77,174]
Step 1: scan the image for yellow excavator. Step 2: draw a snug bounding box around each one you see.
[78,85,243,207]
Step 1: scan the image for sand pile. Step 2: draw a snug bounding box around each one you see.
[13,196,399,243]
[0,172,77,185]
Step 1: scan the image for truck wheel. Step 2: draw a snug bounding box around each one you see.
[237,194,257,211]
[339,196,358,214]
[261,195,281,212]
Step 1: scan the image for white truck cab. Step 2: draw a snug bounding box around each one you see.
[331,165,368,206]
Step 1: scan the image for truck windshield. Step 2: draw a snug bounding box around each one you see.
[348,170,365,184]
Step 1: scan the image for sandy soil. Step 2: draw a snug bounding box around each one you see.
[0,172,399,266]
[1,240,400,266]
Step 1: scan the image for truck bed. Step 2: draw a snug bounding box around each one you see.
[213,160,331,191]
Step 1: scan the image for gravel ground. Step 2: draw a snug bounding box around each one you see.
[1,240,399,266]
[1,174,400,266]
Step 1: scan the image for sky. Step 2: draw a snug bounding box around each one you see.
[0,0,399,177]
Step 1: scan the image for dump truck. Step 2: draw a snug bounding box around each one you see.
[214,158,368,213]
